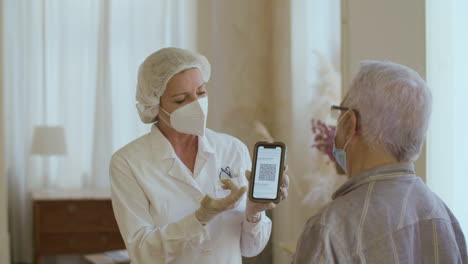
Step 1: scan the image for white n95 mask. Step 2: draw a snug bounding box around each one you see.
[159,97,208,136]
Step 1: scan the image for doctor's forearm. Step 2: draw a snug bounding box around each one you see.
[122,211,210,264]
[240,213,272,257]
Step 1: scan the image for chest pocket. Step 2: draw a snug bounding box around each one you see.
[215,165,247,196]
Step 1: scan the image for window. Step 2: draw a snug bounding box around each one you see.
[426,0,468,235]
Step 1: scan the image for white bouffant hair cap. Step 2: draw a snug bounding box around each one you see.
[136,47,211,123]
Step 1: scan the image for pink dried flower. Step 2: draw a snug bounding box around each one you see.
[311,119,336,163]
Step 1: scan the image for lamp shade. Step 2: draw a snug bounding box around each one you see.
[31,126,67,155]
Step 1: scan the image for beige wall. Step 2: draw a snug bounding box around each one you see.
[271,2,293,263]
[197,2,342,263]
[197,0,274,150]
[0,0,11,261]
[341,0,427,180]
[197,1,274,262]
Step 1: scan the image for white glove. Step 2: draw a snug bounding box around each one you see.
[195,178,247,225]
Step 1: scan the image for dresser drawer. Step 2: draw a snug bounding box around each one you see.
[36,200,120,233]
[38,232,125,254]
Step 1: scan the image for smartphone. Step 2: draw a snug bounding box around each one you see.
[248,141,287,204]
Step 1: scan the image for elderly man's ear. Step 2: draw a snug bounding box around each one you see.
[345,110,359,136]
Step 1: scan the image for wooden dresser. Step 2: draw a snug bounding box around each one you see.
[33,189,126,264]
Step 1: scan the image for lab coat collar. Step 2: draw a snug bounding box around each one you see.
[198,131,215,156]
[150,124,214,195]
[150,124,215,161]
[332,162,416,200]
[150,124,177,161]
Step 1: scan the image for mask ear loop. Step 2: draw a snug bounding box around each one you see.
[336,109,351,126]
[336,110,355,151]
[158,105,172,127]
[342,133,353,151]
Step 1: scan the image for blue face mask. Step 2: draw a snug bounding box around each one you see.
[332,140,350,174]
[333,111,353,174]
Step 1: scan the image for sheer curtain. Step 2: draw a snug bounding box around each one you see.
[426,0,468,236]
[2,0,195,263]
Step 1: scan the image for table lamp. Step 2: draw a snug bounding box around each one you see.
[31,126,67,188]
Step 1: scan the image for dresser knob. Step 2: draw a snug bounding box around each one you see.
[101,218,108,226]
[66,221,77,231]
[67,204,77,213]
[68,238,77,248]
[100,235,108,245]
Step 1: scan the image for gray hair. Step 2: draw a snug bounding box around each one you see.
[343,61,432,161]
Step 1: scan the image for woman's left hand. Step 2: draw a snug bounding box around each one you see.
[244,165,289,222]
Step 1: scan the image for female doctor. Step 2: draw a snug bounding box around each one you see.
[110,47,289,264]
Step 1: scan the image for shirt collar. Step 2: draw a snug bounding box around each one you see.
[197,131,215,156]
[150,124,175,161]
[150,124,215,162]
[332,162,416,200]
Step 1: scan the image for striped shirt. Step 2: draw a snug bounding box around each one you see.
[293,162,467,263]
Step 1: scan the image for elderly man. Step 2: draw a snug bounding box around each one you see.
[293,61,467,263]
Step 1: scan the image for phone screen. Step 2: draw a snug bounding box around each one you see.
[252,146,283,200]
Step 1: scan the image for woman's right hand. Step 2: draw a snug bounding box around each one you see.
[195,178,247,225]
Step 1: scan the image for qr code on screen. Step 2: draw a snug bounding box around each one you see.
[259,164,276,181]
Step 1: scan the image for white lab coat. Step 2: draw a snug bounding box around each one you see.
[109,125,272,264]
